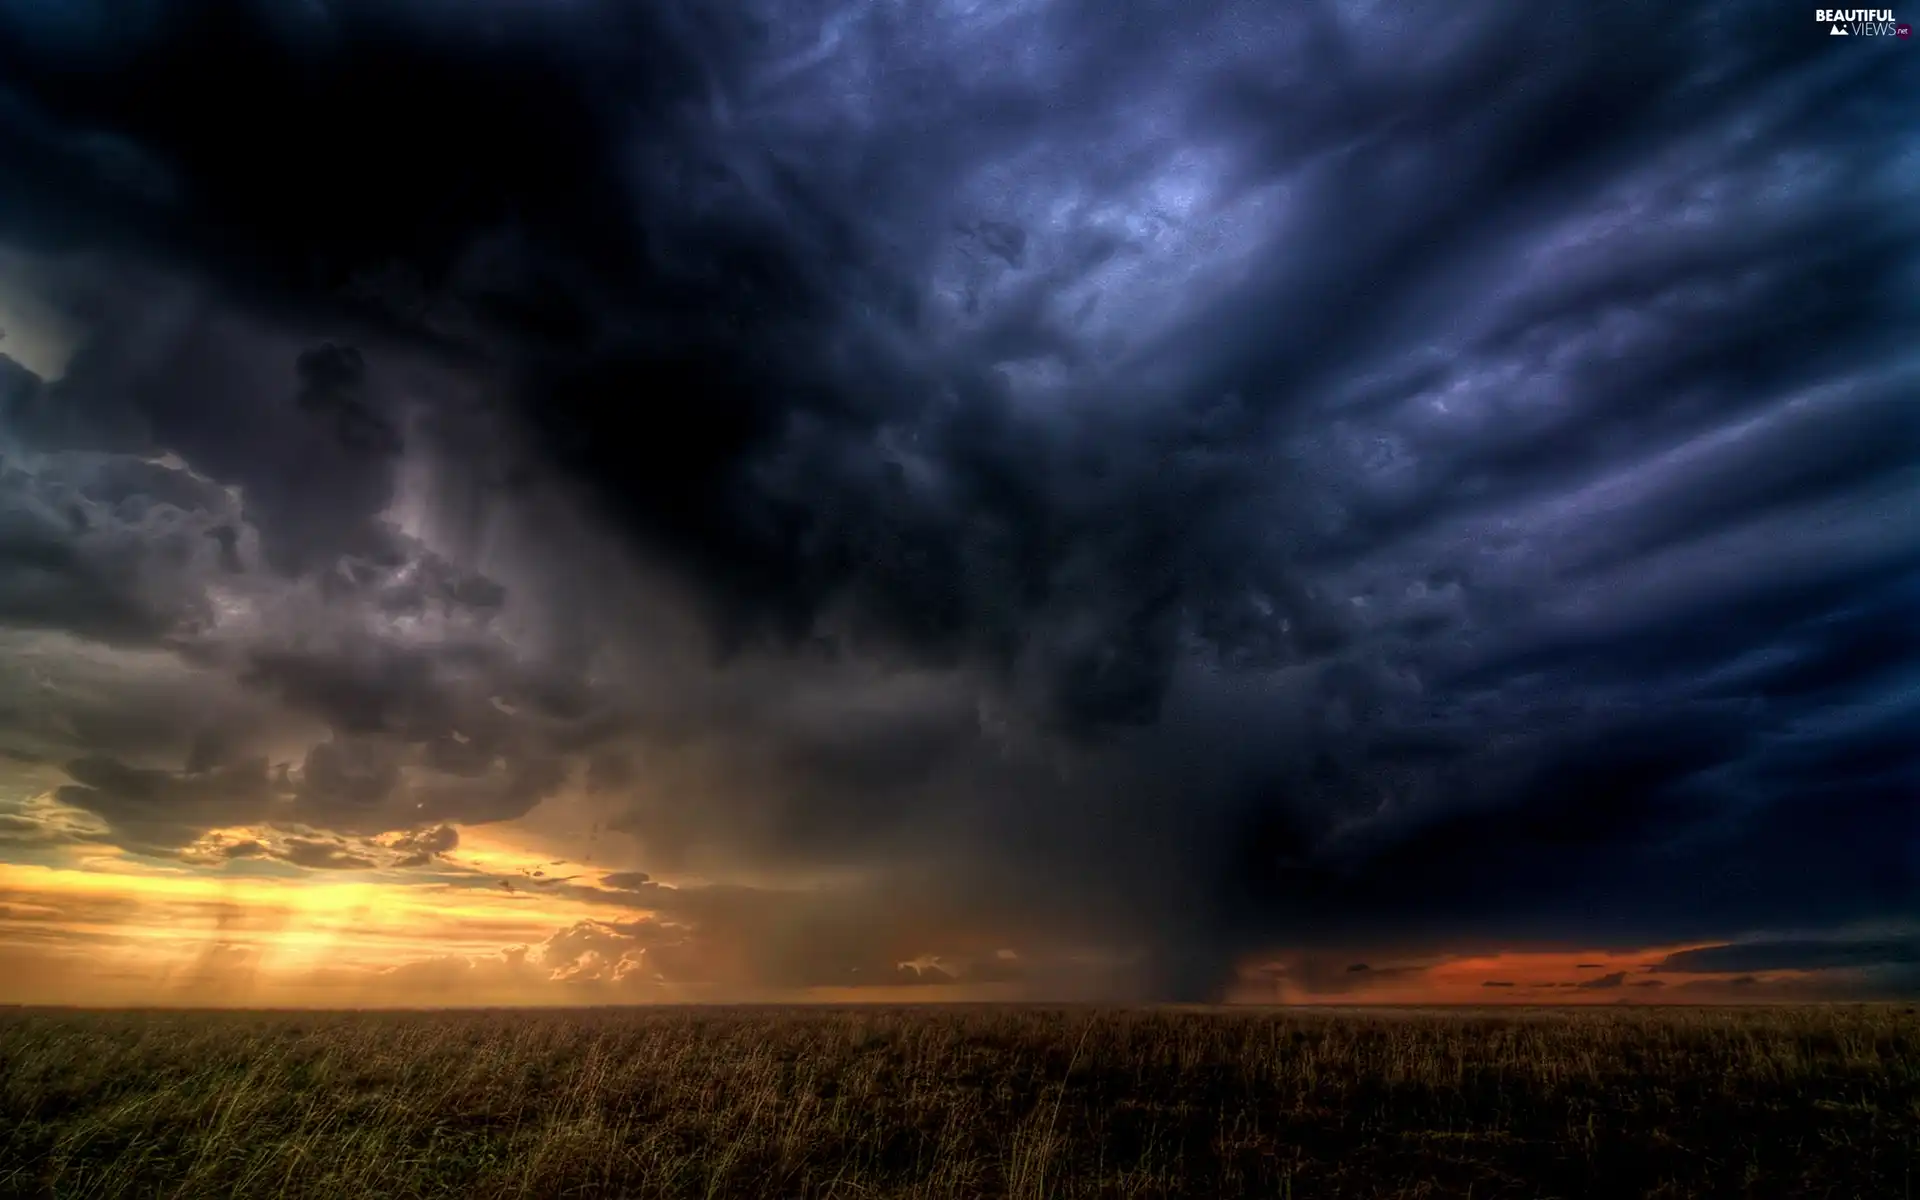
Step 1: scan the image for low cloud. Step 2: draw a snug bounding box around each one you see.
[388,824,459,868]
[1653,937,1920,975]
[280,838,377,871]
[56,755,279,852]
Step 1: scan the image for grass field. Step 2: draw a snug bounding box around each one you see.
[2,1004,1916,1199]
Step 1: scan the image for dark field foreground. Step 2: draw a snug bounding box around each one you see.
[2,1006,1917,1199]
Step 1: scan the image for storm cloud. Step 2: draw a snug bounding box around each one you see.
[1654,937,1920,974]
[0,0,1914,1000]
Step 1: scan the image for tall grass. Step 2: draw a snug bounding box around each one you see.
[2,1004,1915,1198]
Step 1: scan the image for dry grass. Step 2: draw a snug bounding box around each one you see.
[2,1004,1916,1198]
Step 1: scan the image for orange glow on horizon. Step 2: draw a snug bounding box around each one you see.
[1226,945,1816,1006]
[0,859,1851,1009]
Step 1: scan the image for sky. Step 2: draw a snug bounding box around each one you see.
[0,0,1914,1008]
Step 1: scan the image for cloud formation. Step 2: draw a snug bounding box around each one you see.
[0,0,1914,1001]
[1655,937,1920,974]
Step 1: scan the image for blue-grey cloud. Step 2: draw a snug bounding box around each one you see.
[0,0,1913,998]
[1655,937,1920,974]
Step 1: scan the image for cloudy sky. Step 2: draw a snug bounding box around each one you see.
[0,0,1914,1007]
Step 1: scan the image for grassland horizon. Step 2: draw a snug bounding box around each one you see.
[5,1003,1916,1198]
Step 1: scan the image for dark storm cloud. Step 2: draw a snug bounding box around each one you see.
[0,265,413,579]
[0,445,238,645]
[1577,971,1628,990]
[0,0,1914,997]
[388,823,458,869]
[55,753,277,851]
[286,728,569,837]
[1654,937,1920,974]
[280,837,376,871]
